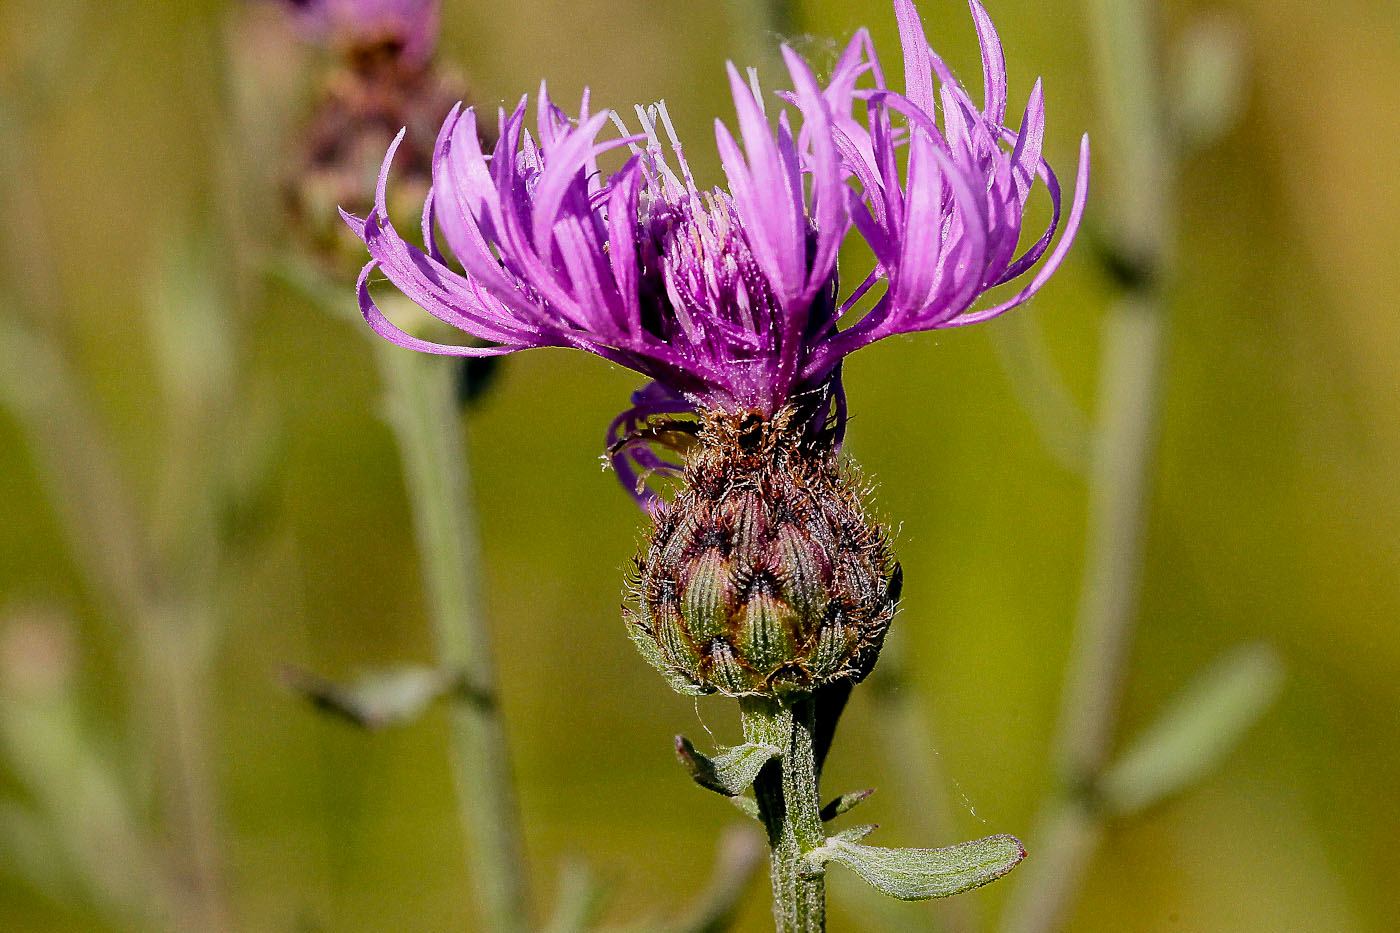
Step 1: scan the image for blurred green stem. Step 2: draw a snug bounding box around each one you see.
[0,318,230,931]
[1053,303,1164,785]
[741,696,825,933]
[376,345,532,933]
[726,0,796,76]
[1000,0,1173,930]
[135,603,230,933]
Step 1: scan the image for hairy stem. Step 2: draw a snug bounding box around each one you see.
[1000,0,1173,930]
[376,346,532,932]
[741,696,826,933]
[136,604,230,933]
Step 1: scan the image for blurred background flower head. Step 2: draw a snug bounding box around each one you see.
[279,0,441,66]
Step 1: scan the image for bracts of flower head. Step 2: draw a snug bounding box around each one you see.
[344,0,1088,699]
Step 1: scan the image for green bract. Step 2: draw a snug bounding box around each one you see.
[627,409,901,697]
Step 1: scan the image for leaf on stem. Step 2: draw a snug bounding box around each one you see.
[1099,642,1284,815]
[727,795,761,820]
[820,788,875,822]
[806,833,1025,900]
[675,735,781,797]
[282,664,472,730]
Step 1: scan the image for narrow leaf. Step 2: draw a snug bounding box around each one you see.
[1100,642,1284,815]
[830,824,878,845]
[809,833,1025,900]
[676,736,781,797]
[283,664,465,730]
[820,788,875,822]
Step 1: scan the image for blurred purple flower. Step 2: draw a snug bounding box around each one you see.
[283,0,440,65]
[344,0,1089,501]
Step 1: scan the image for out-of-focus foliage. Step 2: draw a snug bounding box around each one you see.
[0,0,1397,930]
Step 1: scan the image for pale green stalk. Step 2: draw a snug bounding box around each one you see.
[375,344,532,933]
[740,696,826,933]
[0,315,232,933]
[999,0,1173,930]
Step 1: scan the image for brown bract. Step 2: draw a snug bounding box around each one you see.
[628,408,901,697]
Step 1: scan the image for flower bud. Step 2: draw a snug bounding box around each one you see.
[281,17,473,274]
[628,409,901,697]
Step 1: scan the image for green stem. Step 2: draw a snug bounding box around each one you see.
[136,604,230,933]
[724,0,796,79]
[1000,0,1173,930]
[740,696,826,933]
[1053,304,1164,786]
[0,319,229,930]
[376,345,532,933]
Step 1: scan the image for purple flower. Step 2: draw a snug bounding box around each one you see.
[344,0,1088,501]
[282,0,440,65]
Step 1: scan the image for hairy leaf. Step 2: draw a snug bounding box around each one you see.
[807,833,1025,900]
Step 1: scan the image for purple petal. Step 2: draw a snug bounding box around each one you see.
[943,132,1090,325]
[969,0,1008,123]
[356,261,525,357]
[893,0,937,115]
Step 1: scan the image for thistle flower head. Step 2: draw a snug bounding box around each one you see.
[346,0,1089,499]
[344,0,1089,698]
[281,0,440,66]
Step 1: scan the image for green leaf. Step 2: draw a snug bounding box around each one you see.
[727,795,761,821]
[675,736,781,797]
[1100,642,1284,815]
[282,664,467,730]
[828,824,877,845]
[820,788,874,822]
[807,833,1025,900]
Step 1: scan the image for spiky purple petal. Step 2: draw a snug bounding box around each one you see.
[344,0,1089,502]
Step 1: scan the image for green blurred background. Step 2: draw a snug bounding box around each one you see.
[1,0,1398,930]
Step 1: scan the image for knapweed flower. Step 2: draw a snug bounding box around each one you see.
[345,0,1088,696]
[280,0,441,67]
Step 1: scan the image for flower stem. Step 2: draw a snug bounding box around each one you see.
[740,695,826,933]
[376,345,532,933]
[999,0,1173,929]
